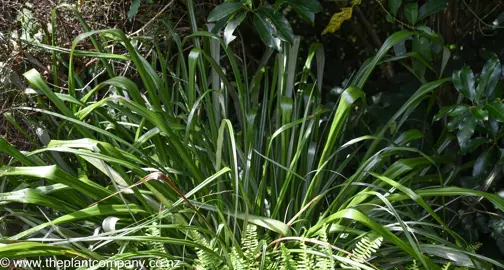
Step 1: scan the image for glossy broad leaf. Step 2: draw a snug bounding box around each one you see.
[471,105,489,121]
[389,0,402,17]
[404,2,419,25]
[419,0,448,21]
[253,13,281,51]
[473,149,494,178]
[456,114,478,146]
[433,104,470,121]
[452,66,476,101]
[255,4,294,44]
[477,55,501,99]
[486,101,504,122]
[207,2,243,22]
[223,11,247,46]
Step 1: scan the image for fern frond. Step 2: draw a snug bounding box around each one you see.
[407,260,419,270]
[280,243,297,270]
[341,233,383,269]
[188,230,222,270]
[146,221,170,270]
[298,239,314,270]
[315,224,333,270]
[241,224,260,269]
[467,242,482,252]
[231,246,247,270]
[441,262,451,270]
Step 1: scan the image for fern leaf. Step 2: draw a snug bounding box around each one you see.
[188,230,223,270]
[146,221,171,270]
[280,243,297,270]
[231,246,247,270]
[242,224,260,269]
[298,240,313,270]
[467,242,482,252]
[441,262,451,270]
[407,260,419,270]
[315,224,334,270]
[341,234,383,269]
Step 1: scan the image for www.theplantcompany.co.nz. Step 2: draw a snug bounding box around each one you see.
[1,257,181,269]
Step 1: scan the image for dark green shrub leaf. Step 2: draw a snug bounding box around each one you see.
[389,0,402,17]
[393,39,406,56]
[287,0,322,13]
[404,2,418,25]
[419,0,448,21]
[412,35,431,78]
[224,11,247,46]
[208,2,243,22]
[460,137,491,153]
[127,0,141,20]
[486,118,500,138]
[453,66,476,101]
[473,149,494,178]
[471,105,489,121]
[253,13,281,51]
[256,4,294,44]
[290,5,316,24]
[457,114,478,146]
[477,55,502,99]
[487,101,504,122]
[434,104,469,121]
[447,113,465,131]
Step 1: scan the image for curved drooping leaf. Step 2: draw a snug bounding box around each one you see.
[305,87,364,201]
[11,204,148,240]
[0,165,116,202]
[0,242,89,259]
[193,202,291,236]
[0,136,37,166]
[0,186,77,213]
[393,129,423,146]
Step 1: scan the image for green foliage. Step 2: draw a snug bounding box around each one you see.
[435,56,503,151]
[1,2,504,269]
[207,0,321,50]
[385,0,448,26]
[127,0,153,20]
